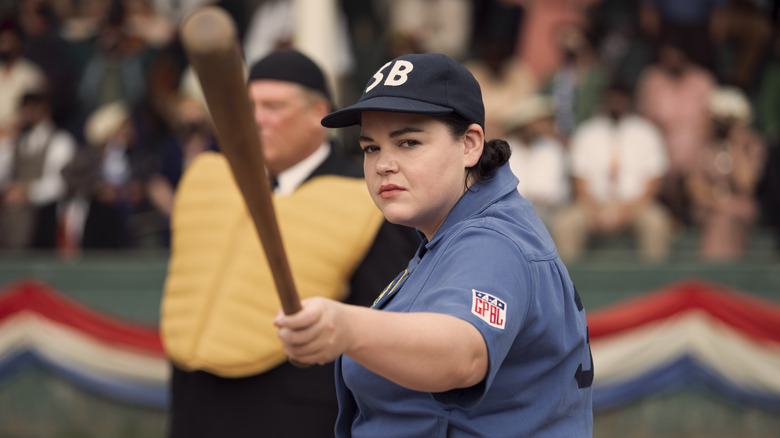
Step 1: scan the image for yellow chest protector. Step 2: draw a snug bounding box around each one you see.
[161,152,384,377]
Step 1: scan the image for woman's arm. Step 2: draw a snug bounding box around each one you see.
[275,297,488,392]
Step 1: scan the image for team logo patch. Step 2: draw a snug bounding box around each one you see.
[471,290,506,329]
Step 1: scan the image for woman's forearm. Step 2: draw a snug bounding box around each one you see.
[342,306,488,392]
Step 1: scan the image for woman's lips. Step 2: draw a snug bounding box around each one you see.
[379,184,404,199]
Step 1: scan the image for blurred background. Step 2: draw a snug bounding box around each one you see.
[0,0,778,437]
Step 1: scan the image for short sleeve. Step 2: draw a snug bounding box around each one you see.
[411,225,531,407]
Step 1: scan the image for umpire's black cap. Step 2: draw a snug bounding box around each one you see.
[248,49,332,104]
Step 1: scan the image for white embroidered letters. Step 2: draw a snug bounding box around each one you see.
[384,60,413,86]
[366,61,392,93]
[365,60,414,93]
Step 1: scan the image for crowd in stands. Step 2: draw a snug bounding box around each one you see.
[0,0,777,262]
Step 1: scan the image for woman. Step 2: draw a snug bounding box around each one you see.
[688,87,766,260]
[275,53,593,437]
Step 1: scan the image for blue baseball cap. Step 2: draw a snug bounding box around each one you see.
[321,53,484,130]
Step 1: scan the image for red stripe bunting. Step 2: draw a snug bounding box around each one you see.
[0,280,164,354]
[587,280,780,343]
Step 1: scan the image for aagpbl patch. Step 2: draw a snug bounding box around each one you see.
[471,289,507,329]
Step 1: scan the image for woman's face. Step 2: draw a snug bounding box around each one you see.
[359,111,483,240]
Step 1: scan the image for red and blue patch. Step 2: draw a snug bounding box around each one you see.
[471,289,507,329]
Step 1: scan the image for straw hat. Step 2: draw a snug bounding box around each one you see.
[84,100,130,147]
[707,87,752,124]
[504,95,553,131]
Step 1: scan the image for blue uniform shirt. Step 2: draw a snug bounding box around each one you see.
[335,163,593,437]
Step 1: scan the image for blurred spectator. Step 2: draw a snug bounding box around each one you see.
[16,0,79,134]
[638,0,728,73]
[688,87,766,260]
[147,94,217,245]
[552,82,672,262]
[243,0,354,106]
[32,137,128,257]
[0,16,46,139]
[0,90,77,249]
[465,34,537,141]
[505,0,603,82]
[470,0,523,48]
[504,94,569,228]
[59,0,113,43]
[714,0,772,90]
[84,100,134,216]
[242,0,295,63]
[76,7,153,119]
[123,0,175,49]
[373,0,472,61]
[637,37,716,224]
[83,99,162,247]
[542,23,610,139]
[589,0,653,89]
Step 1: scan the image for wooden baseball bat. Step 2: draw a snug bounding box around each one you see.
[179,7,302,316]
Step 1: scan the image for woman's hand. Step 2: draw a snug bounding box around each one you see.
[274,297,352,365]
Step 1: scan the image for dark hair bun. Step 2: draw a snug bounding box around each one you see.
[474,139,511,181]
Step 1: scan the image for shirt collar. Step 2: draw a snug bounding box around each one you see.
[425,163,519,249]
[274,142,330,196]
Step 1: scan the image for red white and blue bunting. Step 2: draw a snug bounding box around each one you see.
[0,279,778,411]
[0,280,168,408]
[589,280,780,411]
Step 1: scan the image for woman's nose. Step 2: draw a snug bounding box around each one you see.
[374,151,398,174]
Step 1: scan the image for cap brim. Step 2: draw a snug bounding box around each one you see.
[321,96,454,128]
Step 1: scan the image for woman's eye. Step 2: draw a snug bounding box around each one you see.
[399,140,419,148]
[362,145,379,154]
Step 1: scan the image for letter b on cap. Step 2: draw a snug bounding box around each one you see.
[366,60,414,92]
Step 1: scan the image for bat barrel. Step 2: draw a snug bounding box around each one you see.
[180,7,236,56]
[180,7,302,316]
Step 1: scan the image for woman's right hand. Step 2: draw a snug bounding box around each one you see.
[274,297,353,365]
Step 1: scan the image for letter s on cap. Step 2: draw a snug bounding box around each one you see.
[366,60,414,93]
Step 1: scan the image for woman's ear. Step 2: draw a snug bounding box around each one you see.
[463,123,485,168]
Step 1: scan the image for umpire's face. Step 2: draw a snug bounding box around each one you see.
[249,79,330,176]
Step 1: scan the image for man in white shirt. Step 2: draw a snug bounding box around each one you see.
[0,91,76,249]
[552,82,673,261]
[0,17,46,139]
[504,94,569,228]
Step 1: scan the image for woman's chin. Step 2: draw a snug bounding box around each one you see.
[380,209,416,230]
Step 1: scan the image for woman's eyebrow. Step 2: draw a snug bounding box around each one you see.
[359,127,424,143]
[389,127,424,138]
